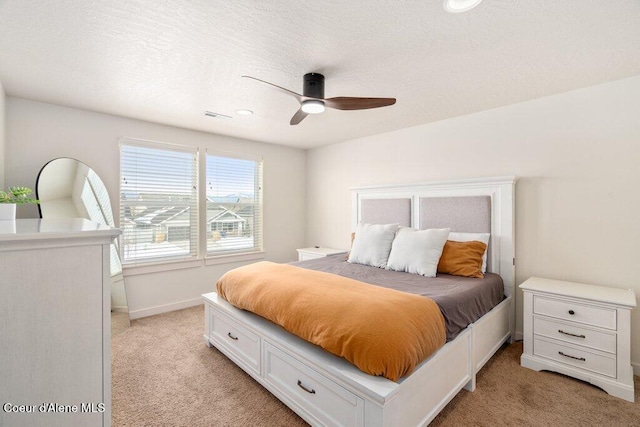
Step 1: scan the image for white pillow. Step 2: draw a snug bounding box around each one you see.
[386,227,450,277]
[448,232,491,273]
[347,223,399,268]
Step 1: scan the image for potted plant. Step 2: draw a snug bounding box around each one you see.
[0,186,39,220]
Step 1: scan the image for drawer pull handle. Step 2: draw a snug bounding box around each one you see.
[558,329,586,339]
[227,332,239,341]
[297,380,316,394]
[568,310,575,315]
[558,351,585,362]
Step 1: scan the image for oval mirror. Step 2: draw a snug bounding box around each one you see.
[36,158,130,332]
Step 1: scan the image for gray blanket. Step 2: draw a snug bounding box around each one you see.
[291,255,504,341]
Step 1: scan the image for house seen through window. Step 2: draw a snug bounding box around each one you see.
[120,140,199,266]
[206,153,263,255]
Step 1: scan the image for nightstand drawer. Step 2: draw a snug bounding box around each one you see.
[297,247,347,262]
[533,296,616,330]
[533,317,616,354]
[534,337,616,378]
[298,252,324,261]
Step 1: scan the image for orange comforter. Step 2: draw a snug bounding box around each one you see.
[216,261,446,381]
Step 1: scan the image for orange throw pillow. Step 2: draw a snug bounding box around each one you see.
[437,240,487,278]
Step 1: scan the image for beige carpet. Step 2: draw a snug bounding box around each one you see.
[112,305,640,426]
[111,311,131,336]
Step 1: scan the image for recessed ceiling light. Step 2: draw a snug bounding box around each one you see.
[236,109,254,116]
[443,0,482,13]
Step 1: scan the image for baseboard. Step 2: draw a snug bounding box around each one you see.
[111,306,129,313]
[514,330,523,341]
[129,298,203,320]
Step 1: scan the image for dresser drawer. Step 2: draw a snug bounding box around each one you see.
[533,296,616,330]
[210,308,261,375]
[533,317,616,354]
[298,252,323,261]
[264,342,364,427]
[533,337,616,378]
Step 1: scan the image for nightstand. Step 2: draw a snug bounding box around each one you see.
[296,247,348,261]
[520,277,636,402]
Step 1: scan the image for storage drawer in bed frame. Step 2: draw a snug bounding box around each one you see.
[209,306,261,376]
[203,291,512,427]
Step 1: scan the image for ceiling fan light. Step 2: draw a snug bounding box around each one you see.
[301,99,325,114]
[443,0,482,13]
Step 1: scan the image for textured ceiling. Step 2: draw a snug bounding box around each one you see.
[1,0,639,149]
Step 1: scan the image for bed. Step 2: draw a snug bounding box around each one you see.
[202,176,517,426]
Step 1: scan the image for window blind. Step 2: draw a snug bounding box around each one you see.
[206,152,263,256]
[120,139,199,266]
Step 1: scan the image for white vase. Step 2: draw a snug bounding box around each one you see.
[0,203,17,220]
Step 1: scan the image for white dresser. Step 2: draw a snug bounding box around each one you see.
[297,246,347,261]
[0,218,120,426]
[520,277,636,402]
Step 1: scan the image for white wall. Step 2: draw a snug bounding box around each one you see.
[6,98,306,317]
[6,76,640,369]
[306,75,640,371]
[0,80,5,188]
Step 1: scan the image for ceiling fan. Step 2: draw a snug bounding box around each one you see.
[242,73,396,125]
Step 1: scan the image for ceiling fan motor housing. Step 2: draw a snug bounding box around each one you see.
[303,73,324,99]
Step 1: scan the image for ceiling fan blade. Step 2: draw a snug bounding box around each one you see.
[324,97,396,111]
[242,75,302,100]
[290,109,308,125]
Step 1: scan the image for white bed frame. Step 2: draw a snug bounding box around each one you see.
[203,176,517,426]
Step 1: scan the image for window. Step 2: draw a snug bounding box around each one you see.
[120,139,198,266]
[206,152,263,256]
[119,139,263,270]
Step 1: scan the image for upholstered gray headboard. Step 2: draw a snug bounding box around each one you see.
[350,176,516,295]
[359,195,492,261]
[360,196,490,229]
[361,198,412,227]
[419,196,491,232]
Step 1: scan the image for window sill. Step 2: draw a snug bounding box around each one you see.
[123,258,202,277]
[122,251,265,276]
[204,251,265,266]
